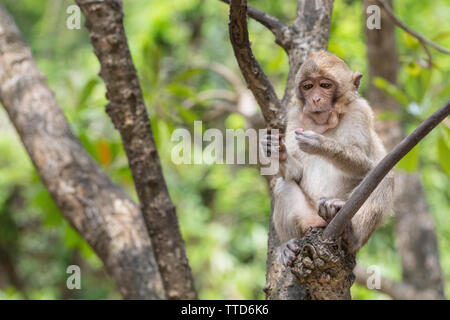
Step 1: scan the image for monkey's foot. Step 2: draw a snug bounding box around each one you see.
[290,228,356,300]
[278,239,300,267]
[317,197,345,223]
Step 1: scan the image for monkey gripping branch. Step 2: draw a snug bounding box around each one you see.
[290,101,450,299]
[227,0,450,300]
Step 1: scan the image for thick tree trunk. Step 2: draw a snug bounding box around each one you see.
[75,0,197,300]
[0,3,165,299]
[364,0,445,299]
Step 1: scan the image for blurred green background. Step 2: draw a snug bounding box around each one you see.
[0,0,449,299]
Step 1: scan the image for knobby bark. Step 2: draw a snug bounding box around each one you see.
[0,3,165,299]
[364,0,445,299]
[228,0,284,129]
[75,0,196,300]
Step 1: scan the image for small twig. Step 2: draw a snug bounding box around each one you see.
[228,0,284,129]
[323,101,450,240]
[377,0,450,55]
[418,39,433,68]
[220,0,288,43]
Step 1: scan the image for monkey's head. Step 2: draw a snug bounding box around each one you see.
[295,50,362,130]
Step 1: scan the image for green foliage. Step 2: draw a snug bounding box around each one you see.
[0,0,449,300]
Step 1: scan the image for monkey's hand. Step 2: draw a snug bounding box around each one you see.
[261,134,287,161]
[295,130,324,154]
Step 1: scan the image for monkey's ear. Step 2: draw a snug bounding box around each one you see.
[353,72,363,90]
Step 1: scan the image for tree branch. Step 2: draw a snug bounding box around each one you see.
[220,0,290,47]
[323,101,450,240]
[377,0,450,55]
[282,0,334,107]
[228,0,284,129]
[75,0,196,299]
[0,3,165,299]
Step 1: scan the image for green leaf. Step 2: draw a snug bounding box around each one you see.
[77,77,99,108]
[396,144,419,172]
[373,77,410,107]
[63,223,84,250]
[166,83,196,99]
[172,68,204,82]
[225,113,246,130]
[403,33,420,49]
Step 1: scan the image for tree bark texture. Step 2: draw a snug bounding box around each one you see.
[226,0,335,299]
[0,3,165,299]
[75,0,196,300]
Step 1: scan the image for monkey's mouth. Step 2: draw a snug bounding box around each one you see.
[311,110,330,114]
[306,109,332,124]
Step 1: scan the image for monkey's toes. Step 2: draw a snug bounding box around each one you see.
[317,197,346,222]
[279,238,300,267]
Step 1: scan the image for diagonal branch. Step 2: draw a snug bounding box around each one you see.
[75,0,196,299]
[220,0,290,48]
[0,3,165,299]
[377,0,450,55]
[228,0,284,129]
[323,101,450,240]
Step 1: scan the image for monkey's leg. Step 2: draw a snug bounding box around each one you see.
[345,175,394,252]
[273,178,327,266]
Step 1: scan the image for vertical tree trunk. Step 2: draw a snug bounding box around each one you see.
[0,3,166,299]
[364,0,445,298]
[264,0,335,300]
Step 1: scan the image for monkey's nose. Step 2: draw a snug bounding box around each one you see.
[313,98,321,104]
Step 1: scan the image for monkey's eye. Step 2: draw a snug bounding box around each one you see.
[320,82,332,89]
[303,84,313,90]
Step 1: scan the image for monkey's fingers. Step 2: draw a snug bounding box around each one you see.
[294,130,317,138]
[262,146,281,159]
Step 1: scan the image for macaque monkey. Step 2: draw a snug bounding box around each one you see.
[261,50,394,266]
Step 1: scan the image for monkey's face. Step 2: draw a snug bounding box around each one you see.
[299,75,337,125]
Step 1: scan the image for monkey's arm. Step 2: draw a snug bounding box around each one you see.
[295,130,373,177]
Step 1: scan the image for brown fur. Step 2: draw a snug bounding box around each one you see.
[273,51,394,253]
